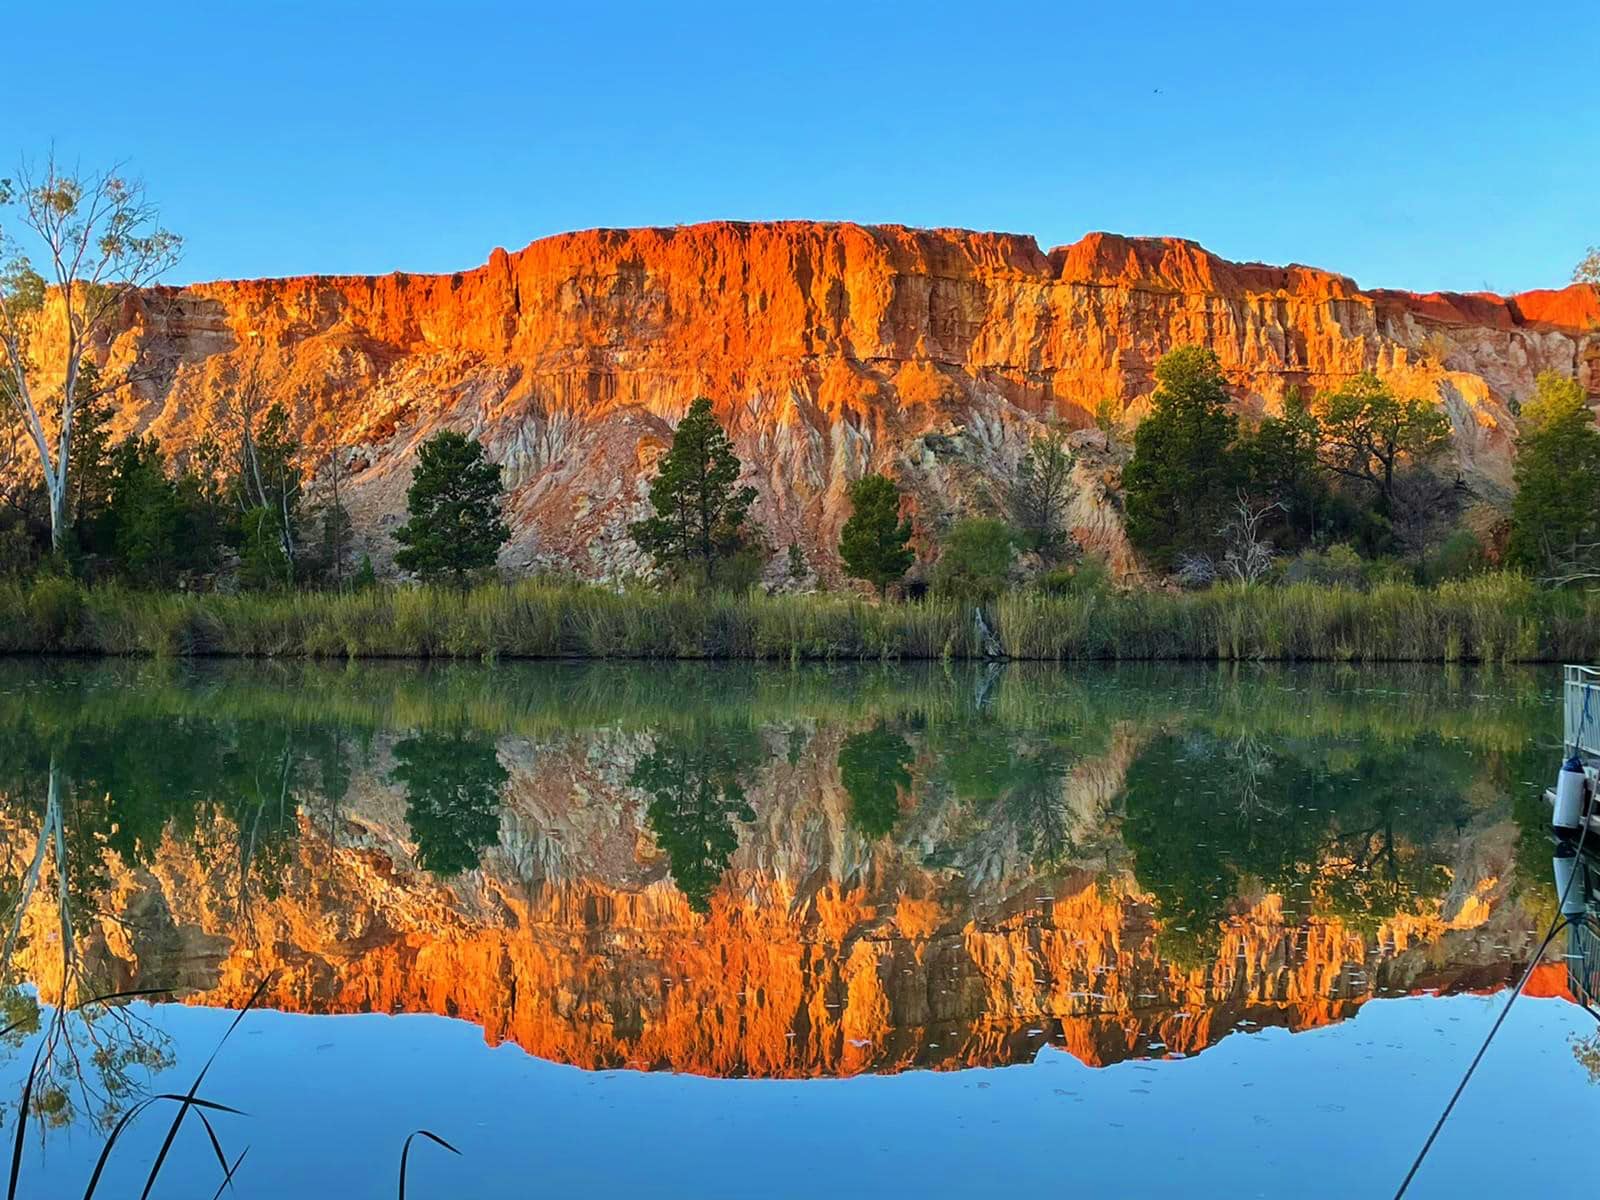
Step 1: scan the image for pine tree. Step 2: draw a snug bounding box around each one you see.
[838,473,915,597]
[629,397,759,586]
[392,431,510,585]
[1122,347,1242,569]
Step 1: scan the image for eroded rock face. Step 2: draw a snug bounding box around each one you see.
[87,222,1600,579]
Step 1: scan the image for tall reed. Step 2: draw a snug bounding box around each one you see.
[0,573,1595,662]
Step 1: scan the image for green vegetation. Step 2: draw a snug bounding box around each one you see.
[1312,372,1451,516]
[0,158,182,555]
[1120,353,1464,571]
[1007,429,1075,558]
[5,338,1597,663]
[629,397,761,588]
[837,473,914,596]
[0,569,1595,661]
[1122,346,1241,569]
[931,518,1015,600]
[392,430,511,585]
[1507,371,1600,582]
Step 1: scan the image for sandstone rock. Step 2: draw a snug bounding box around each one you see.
[80,222,1598,580]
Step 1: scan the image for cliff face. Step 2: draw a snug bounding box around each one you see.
[85,222,1596,580]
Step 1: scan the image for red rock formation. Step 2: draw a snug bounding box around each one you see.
[71,222,1592,581]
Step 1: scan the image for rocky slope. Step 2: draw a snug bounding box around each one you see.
[81,222,1598,581]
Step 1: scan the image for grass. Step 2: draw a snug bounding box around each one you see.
[0,572,1597,663]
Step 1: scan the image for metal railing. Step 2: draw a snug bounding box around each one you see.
[1566,664,1600,757]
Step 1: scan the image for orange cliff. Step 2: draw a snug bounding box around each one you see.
[82,221,1600,579]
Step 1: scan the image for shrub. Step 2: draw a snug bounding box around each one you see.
[1174,554,1217,590]
[1037,555,1112,597]
[1424,529,1487,584]
[25,575,85,648]
[1283,544,1365,589]
[239,506,293,591]
[931,519,1016,601]
[0,522,38,579]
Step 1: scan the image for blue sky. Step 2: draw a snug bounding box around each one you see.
[4,1,1595,292]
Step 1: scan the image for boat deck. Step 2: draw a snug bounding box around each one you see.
[1566,665,1600,760]
[1547,667,1600,832]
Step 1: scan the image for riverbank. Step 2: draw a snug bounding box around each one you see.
[3,572,1596,662]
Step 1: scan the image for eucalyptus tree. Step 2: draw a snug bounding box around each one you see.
[0,155,181,556]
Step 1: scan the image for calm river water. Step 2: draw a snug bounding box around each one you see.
[0,659,1591,1197]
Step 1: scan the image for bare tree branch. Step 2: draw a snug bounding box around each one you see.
[0,153,180,554]
[1217,490,1284,584]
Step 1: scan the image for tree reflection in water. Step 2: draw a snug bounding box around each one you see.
[838,722,914,838]
[630,727,764,912]
[389,730,508,877]
[1121,730,1471,965]
[0,757,176,1137]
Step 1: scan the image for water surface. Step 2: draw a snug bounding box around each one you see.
[0,660,1591,1197]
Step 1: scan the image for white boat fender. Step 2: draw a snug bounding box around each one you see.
[1554,755,1589,833]
[1554,847,1588,917]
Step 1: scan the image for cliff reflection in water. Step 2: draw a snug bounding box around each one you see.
[0,660,1568,1088]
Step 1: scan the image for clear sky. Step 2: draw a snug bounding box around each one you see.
[4,0,1595,293]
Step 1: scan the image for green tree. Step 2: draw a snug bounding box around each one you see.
[1507,372,1600,578]
[1312,373,1451,514]
[1008,429,1076,558]
[63,362,117,553]
[206,366,306,582]
[1121,347,1241,569]
[105,437,182,586]
[838,723,913,837]
[838,473,915,596]
[931,518,1015,600]
[392,431,510,585]
[390,730,508,876]
[1576,246,1600,285]
[630,397,759,587]
[1236,388,1324,549]
[311,499,354,589]
[238,505,292,591]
